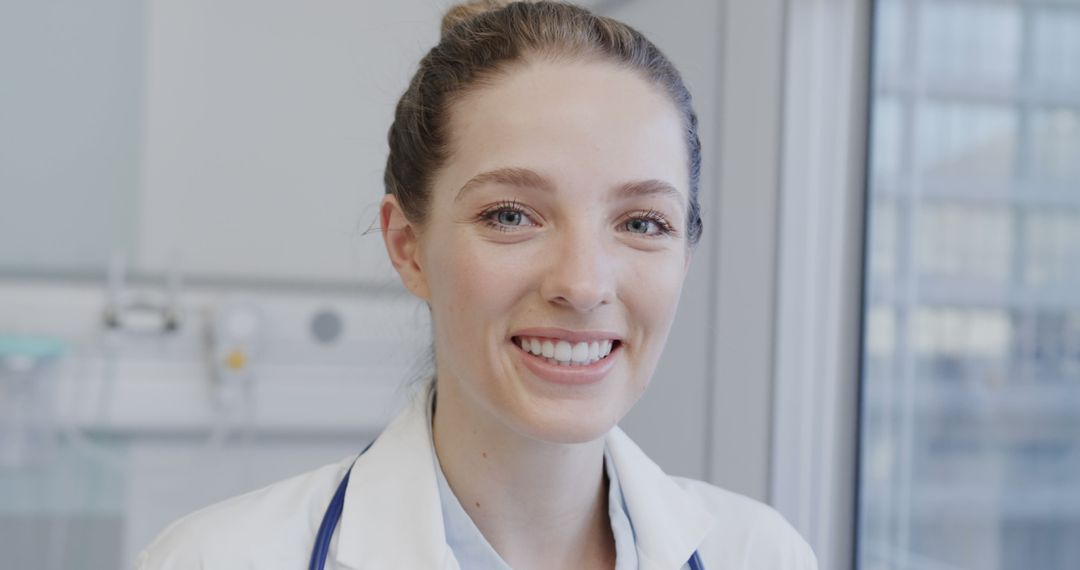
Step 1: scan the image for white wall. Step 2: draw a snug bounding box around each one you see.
[136,0,436,285]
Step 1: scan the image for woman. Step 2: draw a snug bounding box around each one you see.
[137,1,816,568]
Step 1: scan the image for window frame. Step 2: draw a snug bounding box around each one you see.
[769,1,873,569]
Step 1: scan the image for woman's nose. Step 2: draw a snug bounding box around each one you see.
[539,226,616,313]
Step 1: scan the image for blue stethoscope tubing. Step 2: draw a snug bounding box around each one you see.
[309,446,705,570]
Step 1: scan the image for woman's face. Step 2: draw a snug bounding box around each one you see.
[383,58,692,444]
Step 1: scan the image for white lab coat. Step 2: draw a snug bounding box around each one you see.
[135,389,817,569]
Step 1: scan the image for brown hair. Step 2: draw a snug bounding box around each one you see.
[384,0,703,249]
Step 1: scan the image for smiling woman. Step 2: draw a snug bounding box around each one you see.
[392,56,694,452]
[134,2,816,569]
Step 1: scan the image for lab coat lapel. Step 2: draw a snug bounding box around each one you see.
[606,426,715,570]
[330,391,713,570]
[334,388,457,570]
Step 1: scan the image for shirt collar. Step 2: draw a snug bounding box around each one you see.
[605,447,641,570]
[335,384,454,570]
[605,425,716,569]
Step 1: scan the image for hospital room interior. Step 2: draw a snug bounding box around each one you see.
[1,0,1078,568]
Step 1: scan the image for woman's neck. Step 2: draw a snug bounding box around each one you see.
[431,385,616,570]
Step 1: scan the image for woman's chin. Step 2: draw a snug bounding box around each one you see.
[508,399,624,445]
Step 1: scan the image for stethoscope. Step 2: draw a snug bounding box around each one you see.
[308,444,705,570]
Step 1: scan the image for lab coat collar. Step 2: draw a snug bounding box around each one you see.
[335,387,714,570]
[605,426,716,569]
[335,385,455,570]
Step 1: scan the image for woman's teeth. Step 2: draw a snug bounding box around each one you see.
[515,336,615,366]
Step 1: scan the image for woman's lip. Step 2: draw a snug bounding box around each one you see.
[510,328,624,344]
[511,338,620,386]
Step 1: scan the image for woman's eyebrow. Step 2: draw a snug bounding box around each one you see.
[455,167,553,202]
[455,167,684,210]
[613,179,685,210]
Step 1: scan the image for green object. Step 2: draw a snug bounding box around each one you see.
[0,335,67,361]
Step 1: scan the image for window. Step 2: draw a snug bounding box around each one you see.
[857,1,1080,568]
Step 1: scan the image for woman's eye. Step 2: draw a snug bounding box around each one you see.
[626,218,652,234]
[479,201,536,232]
[496,209,524,226]
[624,211,676,237]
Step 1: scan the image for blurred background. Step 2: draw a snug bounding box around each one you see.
[0,0,1076,568]
[859,0,1080,568]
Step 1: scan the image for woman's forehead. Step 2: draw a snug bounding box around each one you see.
[439,59,690,200]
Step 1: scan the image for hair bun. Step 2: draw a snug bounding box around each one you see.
[441,0,515,37]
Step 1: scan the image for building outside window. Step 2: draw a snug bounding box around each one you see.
[857,0,1080,568]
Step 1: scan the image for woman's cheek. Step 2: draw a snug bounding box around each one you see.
[455,246,505,298]
[436,241,518,325]
[633,251,684,297]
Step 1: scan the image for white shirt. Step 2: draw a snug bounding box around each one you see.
[136,387,817,569]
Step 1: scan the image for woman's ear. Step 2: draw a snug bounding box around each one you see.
[380,194,430,301]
